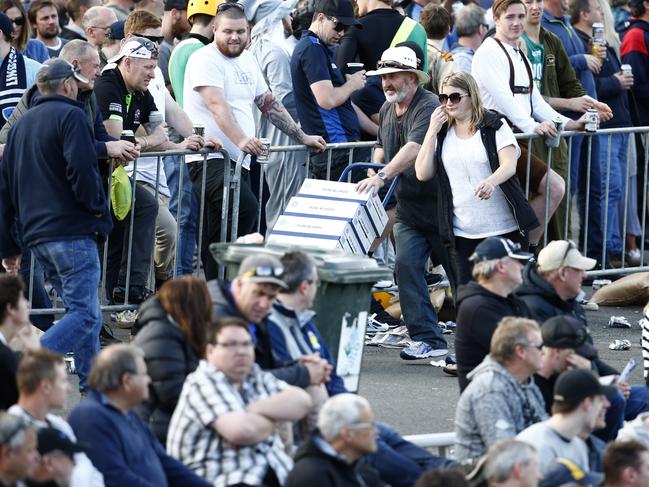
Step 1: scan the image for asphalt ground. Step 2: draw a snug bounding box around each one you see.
[60,285,648,439]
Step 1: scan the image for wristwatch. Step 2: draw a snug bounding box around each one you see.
[376,171,388,182]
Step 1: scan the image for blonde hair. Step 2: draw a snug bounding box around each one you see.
[597,0,621,55]
[440,71,485,133]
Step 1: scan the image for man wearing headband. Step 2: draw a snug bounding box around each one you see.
[0,59,112,393]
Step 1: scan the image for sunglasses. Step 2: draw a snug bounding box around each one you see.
[377,59,415,70]
[217,1,245,13]
[240,266,284,279]
[133,33,164,44]
[558,240,577,268]
[326,15,347,32]
[8,16,24,26]
[130,39,159,59]
[438,92,469,104]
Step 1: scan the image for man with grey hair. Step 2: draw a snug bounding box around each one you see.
[68,344,211,487]
[0,58,111,394]
[0,412,40,486]
[285,393,382,486]
[483,439,541,487]
[450,4,488,73]
[82,6,118,65]
[454,317,547,462]
[455,237,533,390]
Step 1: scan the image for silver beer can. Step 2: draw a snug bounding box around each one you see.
[621,64,633,76]
[193,123,205,137]
[585,109,598,132]
[257,137,271,163]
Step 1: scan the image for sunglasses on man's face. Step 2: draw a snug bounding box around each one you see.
[325,15,347,32]
[438,92,470,104]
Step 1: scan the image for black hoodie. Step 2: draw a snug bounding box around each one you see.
[455,281,531,391]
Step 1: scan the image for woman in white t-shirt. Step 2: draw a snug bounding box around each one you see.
[416,72,538,284]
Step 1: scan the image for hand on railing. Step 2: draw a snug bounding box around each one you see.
[534,120,558,138]
[238,136,264,156]
[204,136,223,150]
[178,134,204,152]
[300,133,326,152]
[106,140,140,164]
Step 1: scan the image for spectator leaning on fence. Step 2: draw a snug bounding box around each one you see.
[182,1,324,280]
[0,59,110,393]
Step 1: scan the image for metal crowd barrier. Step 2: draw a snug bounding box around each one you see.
[24,126,649,317]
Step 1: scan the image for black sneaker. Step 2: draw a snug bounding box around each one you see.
[370,296,403,329]
[112,285,154,305]
[100,324,121,348]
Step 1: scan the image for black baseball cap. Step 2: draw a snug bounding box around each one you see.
[37,428,86,459]
[39,59,89,84]
[313,0,361,27]
[165,0,187,10]
[553,369,615,407]
[541,316,598,360]
[469,237,533,263]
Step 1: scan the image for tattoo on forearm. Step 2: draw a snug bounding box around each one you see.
[254,92,303,141]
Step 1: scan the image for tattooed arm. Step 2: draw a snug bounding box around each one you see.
[254,90,326,151]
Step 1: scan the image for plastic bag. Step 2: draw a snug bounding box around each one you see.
[111,165,132,221]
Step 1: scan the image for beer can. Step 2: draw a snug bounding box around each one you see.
[257,137,271,163]
[193,123,205,137]
[120,130,136,144]
[608,316,632,329]
[592,279,611,291]
[346,62,364,74]
[148,110,163,129]
[585,109,598,132]
[592,22,605,42]
[545,116,563,148]
[621,64,632,76]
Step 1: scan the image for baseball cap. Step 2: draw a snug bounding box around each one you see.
[39,59,89,84]
[165,0,187,10]
[0,12,14,40]
[108,20,125,40]
[539,458,603,487]
[553,369,615,407]
[238,254,288,289]
[541,315,598,360]
[37,428,86,459]
[537,240,597,273]
[313,0,361,27]
[108,36,159,64]
[366,46,431,85]
[469,237,533,263]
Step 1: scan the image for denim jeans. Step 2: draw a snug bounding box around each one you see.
[163,155,197,276]
[394,222,450,349]
[364,423,453,487]
[600,133,629,256]
[32,238,102,391]
[18,246,54,331]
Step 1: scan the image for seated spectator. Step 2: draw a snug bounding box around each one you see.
[517,369,608,482]
[0,412,40,486]
[209,254,330,389]
[166,317,312,486]
[285,393,383,487]
[9,349,104,486]
[454,237,533,391]
[132,276,210,445]
[31,427,85,487]
[0,274,31,409]
[450,4,488,73]
[483,439,541,487]
[454,317,547,461]
[603,440,649,487]
[419,4,458,93]
[68,344,211,487]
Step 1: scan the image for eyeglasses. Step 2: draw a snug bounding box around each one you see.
[217,2,245,14]
[90,25,111,32]
[216,340,254,350]
[438,92,470,104]
[347,421,378,431]
[326,15,347,32]
[240,266,284,280]
[133,33,164,44]
[558,240,577,268]
[377,59,415,71]
[519,342,543,351]
[8,16,24,26]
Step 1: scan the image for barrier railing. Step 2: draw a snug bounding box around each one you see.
[22,126,649,319]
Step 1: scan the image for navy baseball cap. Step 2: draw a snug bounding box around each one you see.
[469,237,533,263]
[313,0,361,27]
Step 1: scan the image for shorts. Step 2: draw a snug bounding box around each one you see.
[516,139,548,195]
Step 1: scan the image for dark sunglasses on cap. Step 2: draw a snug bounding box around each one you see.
[240,266,284,279]
[558,240,577,268]
[325,15,346,32]
[376,59,414,70]
[438,92,470,104]
[8,15,24,26]
[217,1,245,13]
[133,33,164,44]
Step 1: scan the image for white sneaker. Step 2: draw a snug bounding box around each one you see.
[400,341,448,360]
[366,314,390,336]
[115,310,138,329]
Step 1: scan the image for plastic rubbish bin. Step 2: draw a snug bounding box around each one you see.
[210,242,392,391]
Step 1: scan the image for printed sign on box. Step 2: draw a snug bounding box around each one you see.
[269,215,366,255]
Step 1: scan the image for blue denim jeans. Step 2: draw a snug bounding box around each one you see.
[163,155,197,276]
[32,238,102,391]
[18,246,54,332]
[600,133,629,256]
[394,222,450,349]
[364,423,453,487]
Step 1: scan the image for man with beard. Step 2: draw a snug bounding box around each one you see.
[183,2,325,280]
[29,0,69,57]
[355,45,452,361]
[290,0,369,181]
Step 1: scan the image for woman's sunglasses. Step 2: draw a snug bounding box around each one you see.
[438,92,469,104]
[8,15,24,26]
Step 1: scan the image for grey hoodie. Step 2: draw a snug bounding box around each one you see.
[616,412,649,446]
[454,356,548,461]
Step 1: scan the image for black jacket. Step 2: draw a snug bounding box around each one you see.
[515,264,617,375]
[0,341,19,410]
[455,281,531,391]
[132,297,199,445]
[285,434,383,487]
[436,110,539,285]
[208,279,310,388]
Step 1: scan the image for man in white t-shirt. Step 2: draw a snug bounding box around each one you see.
[183,2,325,280]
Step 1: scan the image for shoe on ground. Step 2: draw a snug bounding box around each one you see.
[366,314,390,336]
[445,354,456,365]
[442,363,458,376]
[400,341,448,360]
[370,298,403,329]
[112,285,154,305]
[100,324,121,348]
[114,309,138,329]
[627,249,642,266]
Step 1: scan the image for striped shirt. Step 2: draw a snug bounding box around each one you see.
[166,360,292,486]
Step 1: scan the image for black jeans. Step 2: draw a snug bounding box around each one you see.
[188,158,259,280]
[104,181,158,302]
